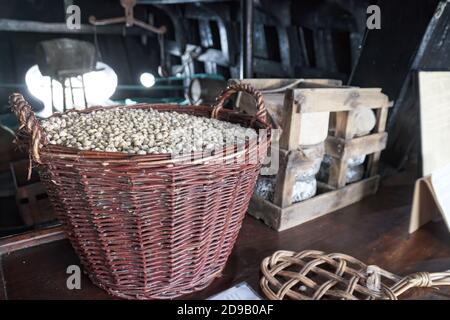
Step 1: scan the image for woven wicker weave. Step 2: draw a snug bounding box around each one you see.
[10,84,271,299]
[261,250,450,300]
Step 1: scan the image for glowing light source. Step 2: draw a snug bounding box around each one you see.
[139,72,156,88]
[25,62,118,117]
[125,98,137,105]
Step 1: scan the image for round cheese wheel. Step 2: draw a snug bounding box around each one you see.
[299,112,330,147]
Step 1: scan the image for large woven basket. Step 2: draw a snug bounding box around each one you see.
[10,84,271,299]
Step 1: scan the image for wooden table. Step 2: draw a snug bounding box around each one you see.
[1,172,450,300]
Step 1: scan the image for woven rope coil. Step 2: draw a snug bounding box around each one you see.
[261,250,450,300]
[10,84,271,299]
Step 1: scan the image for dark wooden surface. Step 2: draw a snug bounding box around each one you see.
[1,171,450,300]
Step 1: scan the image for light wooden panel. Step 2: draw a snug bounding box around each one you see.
[418,71,450,176]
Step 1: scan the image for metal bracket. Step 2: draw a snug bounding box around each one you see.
[89,0,167,35]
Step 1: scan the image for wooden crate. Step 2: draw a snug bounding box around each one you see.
[10,160,56,227]
[233,79,392,231]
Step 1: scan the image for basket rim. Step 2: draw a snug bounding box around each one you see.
[21,102,272,165]
[11,83,271,165]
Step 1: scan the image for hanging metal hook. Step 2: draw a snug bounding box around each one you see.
[89,0,167,35]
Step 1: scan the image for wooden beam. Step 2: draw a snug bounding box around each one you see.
[0,226,65,255]
[272,150,299,208]
[272,153,295,208]
[334,110,356,139]
[272,144,325,208]
[231,78,344,90]
[279,89,301,150]
[280,176,380,231]
[367,107,390,177]
[0,19,148,35]
[327,110,355,188]
[292,88,389,113]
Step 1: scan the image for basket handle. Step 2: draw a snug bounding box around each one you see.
[211,83,267,124]
[9,93,46,164]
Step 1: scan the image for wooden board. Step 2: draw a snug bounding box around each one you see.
[272,144,325,208]
[279,89,302,150]
[232,78,342,128]
[248,176,380,231]
[231,78,343,91]
[326,132,388,160]
[0,225,65,255]
[366,106,389,177]
[293,88,389,113]
[418,71,450,176]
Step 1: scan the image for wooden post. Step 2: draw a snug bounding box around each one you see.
[279,89,302,150]
[327,110,356,188]
[366,106,389,177]
[272,150,295,208]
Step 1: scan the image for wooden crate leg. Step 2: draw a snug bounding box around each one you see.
[273,152,296,208]
[279,90,302,150]
[366,107,389,177]
[328,157,348,188]
[366,153,381,178]
[327,110,358,188]
[335,110,356,140]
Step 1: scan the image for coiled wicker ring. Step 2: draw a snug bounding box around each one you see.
[261,250,450,300]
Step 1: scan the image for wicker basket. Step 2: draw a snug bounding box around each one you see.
[10,84,271,299]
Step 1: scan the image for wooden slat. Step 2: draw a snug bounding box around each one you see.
[374,105,390,132]
[280,176,380,231]
[367,107,390,177]
[272,150,294,208]
[248,194,282,230]
[248,176,380,231]
[279,90,301,150]
[0,226,65,255]
[328,157,348,188]
[232,78,344,90]
[294,88,388,113]
[272,144,325,207]
[345,132,388,158]
[317,181,336,192]
[326,132,388,160]
[277,145,325,172]
[334,110,356,139]
[328,110,354,187]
